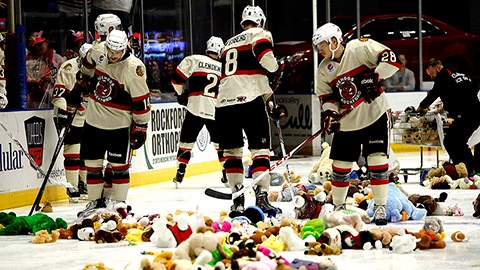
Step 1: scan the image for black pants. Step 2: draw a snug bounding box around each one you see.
[444,115,480,174]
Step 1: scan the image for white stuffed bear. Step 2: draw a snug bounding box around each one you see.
[308,142,333,184]
[151,212,191,248]
[389,228,418,253]
[278,226,305,251]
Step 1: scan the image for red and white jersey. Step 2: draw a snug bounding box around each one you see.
[52,57,88,127]
[316,38,400,131]
[82,43,150,130]
[217,27,278,108]
[171,54,221,120]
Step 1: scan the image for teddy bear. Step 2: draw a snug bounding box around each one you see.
[278,226,305,251]
[151,213,192,248]
[389,228,418,253]
[410,229,446,249]
[366,183,427,222]
[173,226,219,261]
[293,192,324,220]
[304,242,341,256]
[308,142,333,184]
[321,204,368,231]
[270,172,285,186]
[341,230,378,250]
[32,229,60,244]
[473,193,480,218]
[367,227,399,247]
[422,216,445,239]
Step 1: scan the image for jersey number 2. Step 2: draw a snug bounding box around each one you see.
[203,74,218,98]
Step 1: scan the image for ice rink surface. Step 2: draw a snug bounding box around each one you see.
[1,149,480,270]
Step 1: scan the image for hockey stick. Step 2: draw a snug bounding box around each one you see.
[274,119,296,203]
[0,121,72,188]
[205,106,353,200]
[29,105,79,216]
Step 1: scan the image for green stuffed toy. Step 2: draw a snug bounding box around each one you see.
[301,218,324,240]
[0,212,67,235]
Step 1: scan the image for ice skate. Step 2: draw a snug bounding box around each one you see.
[220,169,229,187]
[254,186,282,215]
[173,163,186,188]
[373,204,388,226]
[230,185,245,212]
[78,181,88,200]
[67,187,80,203]
[77,198,106,218]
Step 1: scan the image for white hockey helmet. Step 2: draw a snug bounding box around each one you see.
[78,43,93,59]
[240,5,266,28]
[95,13,122,36]
[205,36,224,55]
[312,22,343,48]
[106,30,128,51]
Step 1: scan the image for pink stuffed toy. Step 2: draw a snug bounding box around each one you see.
[211,220,232,233]
[256,246,289,265]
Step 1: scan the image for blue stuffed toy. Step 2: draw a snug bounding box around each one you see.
[366,183,427,222]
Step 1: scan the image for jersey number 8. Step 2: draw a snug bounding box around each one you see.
[224,49,238,76]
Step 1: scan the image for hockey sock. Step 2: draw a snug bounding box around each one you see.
[85,159,105,201]
[214,142,226,169]
[64,144,81,186]
[224,147,244,188]
[112,163,130,202]
[368,153,389,205]
[251,149,271,191]
[332,160,353,206]
[177,142,194,165]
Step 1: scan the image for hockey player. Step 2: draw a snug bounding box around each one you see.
[312,23,400,225]
[94,13,122,43]
[52,43,93,202]
[91,12,123,199]
[0,33,6,109]
[216,5,283,214]
[78,30,150,215]
[171,36,227,188]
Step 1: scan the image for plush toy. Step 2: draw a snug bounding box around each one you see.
[293,192,324,220]
[368,228,399,247]
[322,205,369,231]
[0,212,67,235]
[451,231,469,242]
[173,226,219,261]
[39,201,53,213]
[422,216,445,239]
[151,213,192,248]
[31,229,60,244]
[473,193,480,218]
[389,228,418,253]
[78,227,95,241]
[446,204,464,216]
[304,242,341,256]
[366,183,427,222]
[341,230,377,250]
[270,172,286,186]
[308,142,333,184]
[278,226,305,251]
[211,220,232,234]
[283,171,301,184]
[316,226,356,250]
[259,235,286,253]
[300,218,324,240]
[413,229,446,249]
[229,206,265,224]
[81,263,112,270]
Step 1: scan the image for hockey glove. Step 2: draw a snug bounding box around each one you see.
[130,122,148,150]
[266,96,285,121]
[361,72,381,104]
[321,110,341,134]
[57,108,73,128]
[267,60,285,92]
[174,91,189,106]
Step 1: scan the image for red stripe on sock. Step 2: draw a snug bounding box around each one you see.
[333,166,351,173]
[369,164,389,171]
[332,180,350,187]
[226,168,244,174]
[370,179,389,185]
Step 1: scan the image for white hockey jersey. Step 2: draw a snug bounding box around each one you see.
[82,42,150,130]
[217,27,278,107]
[52,57,88,127]
[171,54,221,120]
[316,38,400,131]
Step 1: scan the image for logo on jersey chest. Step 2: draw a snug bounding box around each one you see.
[94,75,116,102]
[326,63,335,73]
[335,76,360,105]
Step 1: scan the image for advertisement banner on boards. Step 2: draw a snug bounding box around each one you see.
[0,110,66,193]
[129,102,221,173]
